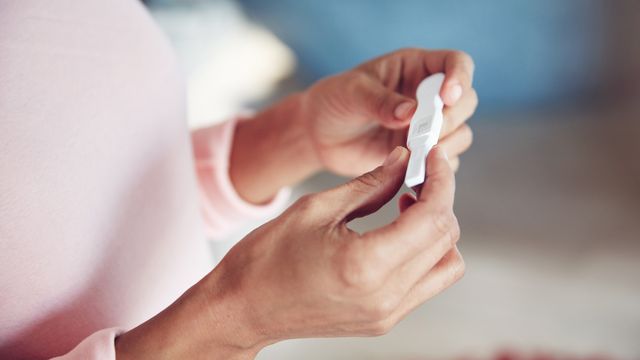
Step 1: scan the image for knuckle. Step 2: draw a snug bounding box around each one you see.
[342,69,370,94]
[456,50,475,72]
[432,208,460,246]
[452,256,466,282]
[464,88,479,115]
[433,253,465,293]
[373,93,388,119]
[343,71,367,93]
[294,193,314,209]
[294,193,322,215]
[440,255,465,292]
[470,88,479,108]
[353,170,385,192]
[363,296,397,322]
[350,70,369,85]
[450,157,461,172]
[450,216,462,245]
[337,247,382,293]
[461,125,474,148]
[366,317,395,336]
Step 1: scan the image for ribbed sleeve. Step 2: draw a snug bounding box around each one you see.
[191,118,290,239]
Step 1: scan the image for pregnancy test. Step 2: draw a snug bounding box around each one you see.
[404,73,445,188]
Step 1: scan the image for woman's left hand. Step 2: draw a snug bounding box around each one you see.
[301,48,477,175]
[230,48,477,203]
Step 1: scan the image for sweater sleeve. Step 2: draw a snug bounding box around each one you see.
[49,119,289,359]
[50,328,124,360]
[191,118,291,239]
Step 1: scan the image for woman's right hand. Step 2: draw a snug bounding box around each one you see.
[116,146,464,360]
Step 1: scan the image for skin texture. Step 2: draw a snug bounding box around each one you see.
[116,48,477,359]
[116,147,463,360]
[230,48,476,203]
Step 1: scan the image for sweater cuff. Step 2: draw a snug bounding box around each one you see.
[192,118,290,239]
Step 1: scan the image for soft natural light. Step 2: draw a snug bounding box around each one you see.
[151,1,295,127]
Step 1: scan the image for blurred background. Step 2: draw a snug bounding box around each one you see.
[147,0,640,358]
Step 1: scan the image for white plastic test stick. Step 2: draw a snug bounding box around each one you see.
[404,73,445,188]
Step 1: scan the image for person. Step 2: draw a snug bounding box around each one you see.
[0,0,477,359]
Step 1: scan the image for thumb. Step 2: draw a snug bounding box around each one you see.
[417,146,455,207]
[356,77,416,128]
[323,146,409,222]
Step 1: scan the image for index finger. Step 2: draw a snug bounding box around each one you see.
[362,146,457,266]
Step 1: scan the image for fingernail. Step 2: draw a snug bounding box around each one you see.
[393,101,414,120]
[447,84,462,104]
[384,146,404,166]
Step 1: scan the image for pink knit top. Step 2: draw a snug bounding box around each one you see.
[0,0,288,358]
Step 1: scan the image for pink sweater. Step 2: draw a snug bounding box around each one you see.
[0,1,288,358]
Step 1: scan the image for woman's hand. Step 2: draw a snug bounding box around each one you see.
[230,48,477,203]
[116,146,464,359]
[302,48,477,175]
[220,146,463,342]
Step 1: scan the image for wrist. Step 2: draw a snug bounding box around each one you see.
[198,264,276,357]
[230,92,322,204]
[115,270,268,360]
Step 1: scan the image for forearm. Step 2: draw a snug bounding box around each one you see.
[115,269,269,360]
[229,93,321,204]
